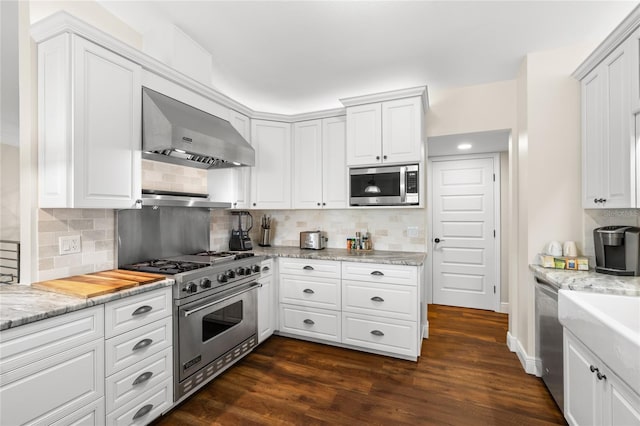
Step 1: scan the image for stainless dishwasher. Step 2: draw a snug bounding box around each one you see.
[535,276,564,413]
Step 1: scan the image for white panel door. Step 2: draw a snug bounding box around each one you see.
[250,120,292,209]
[382,97,423,164]
[432,156,497,310]
[346,103,382,166]
[582,67,605,208]
[293,120,323,209]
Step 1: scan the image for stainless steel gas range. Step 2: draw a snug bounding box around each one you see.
[117,207,264,403]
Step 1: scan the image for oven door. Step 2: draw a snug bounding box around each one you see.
[177,282,259,381]
[349,166,403,206]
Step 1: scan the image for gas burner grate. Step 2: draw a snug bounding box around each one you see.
[124,259,210,275]
[194,251,255,260]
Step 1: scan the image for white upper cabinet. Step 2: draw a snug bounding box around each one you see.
[630,26,640,113]
[292,116,347,209]
[581,40,634,208]
[344,88,426,167]
[346,103,382,166]
[250,120,292,209]
[38,34,142,209]
[208,110,252,208]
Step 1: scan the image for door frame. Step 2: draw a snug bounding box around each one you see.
[427,152,502,312]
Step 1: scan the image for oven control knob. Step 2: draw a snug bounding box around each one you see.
[252,265,261,273]
[236,267,246,275]
[201,278,212,288]
[245,267,253,275]
[216,274,227,284]
[185,282,198,294]
[226,270,235,279]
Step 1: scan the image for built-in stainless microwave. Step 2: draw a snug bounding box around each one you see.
[349,164,419,206]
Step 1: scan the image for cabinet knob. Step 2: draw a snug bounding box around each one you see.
[303,288,315,294]
[303,319,315,325]
[322,202,326,206]
[596,371,607,381]
[590,365,599,373]
[383,155,387,160]
[253,203,256,206]
[317,202,321,206]
[376,156,380,160]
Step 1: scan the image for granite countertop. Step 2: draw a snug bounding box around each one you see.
[529,264,640,296]
[253,246,426,266]
[0,279,175,331]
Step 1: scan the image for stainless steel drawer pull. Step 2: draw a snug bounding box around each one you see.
[303,319,315,325]
[132,404,153,421]
[370,296,384,302]
[132,371,154,386]
[262,266,270,272]
[303,265,314,271]
[370,271,384,276]
[303,288,315,294]
[132,305,153,316]
[132,338,153,351]
[370,330,384,336]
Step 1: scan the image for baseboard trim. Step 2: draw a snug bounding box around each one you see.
[422,321,429,339]
[499,302,509,314]
[506,331,541,376]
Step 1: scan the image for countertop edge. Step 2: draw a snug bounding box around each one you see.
[0,278,175,332]
[253,247,426,266]
[529,264,640,296]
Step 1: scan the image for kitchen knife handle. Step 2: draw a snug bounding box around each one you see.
[303,319,315,325]
[303,265,314,271]
[132,338,153,351]
[303,288,315,294]
[370,296,384,302]
[132,371,154,386]
[370,271,384,276]
[132,404,153,421]
[370,330,384,337]
[132,305,153,316]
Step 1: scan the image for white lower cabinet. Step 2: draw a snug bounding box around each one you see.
[564,330,640,426]
[0,307,105,426]
[104,287,173,425]
[51,398,105,426]
[277,258,422,360]
[258,258,276,343]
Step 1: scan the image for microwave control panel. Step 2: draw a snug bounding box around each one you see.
[406,170,418,193]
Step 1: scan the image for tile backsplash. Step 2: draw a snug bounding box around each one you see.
[38,209,115,281]
[210,208,427,252]
[141,159,208,194]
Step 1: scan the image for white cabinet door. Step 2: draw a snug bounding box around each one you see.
[38,34,142,209]
[293,120,323,209]
[382,97,423,164]
[250,120,292,209]
[605,376,640,426]
[258,272,275,343]
[581,42,634,208]
[208,110,252,208]
[565,332,601,426]
[322,116,347,208]
[630,27,640,114]
[346,103,382,166]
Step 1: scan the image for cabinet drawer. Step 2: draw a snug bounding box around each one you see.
[0,339,104,426]
[261,258,274,277]
[342,312,418,357]
[280,305,341,342]
[105,287,172,339]
[106,347,172,413]
[105,378,172,426]
[51,397,105,426]
[279,258,340,279]
[342,262,417,286]
[105,316,172,376]
[0,306,103,374]
[342,280,417,321]
[280,275,340,310]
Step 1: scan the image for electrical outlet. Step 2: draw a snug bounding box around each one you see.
[59,235,81,255]
[407,226,419,238]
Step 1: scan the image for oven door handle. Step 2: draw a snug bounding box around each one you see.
[182,283,262,318]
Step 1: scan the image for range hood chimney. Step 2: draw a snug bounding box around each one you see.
[142,87,255,169]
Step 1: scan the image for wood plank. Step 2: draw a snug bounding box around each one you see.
[92,270,165,284]
[31,279,138,298]
[152,305,566,425]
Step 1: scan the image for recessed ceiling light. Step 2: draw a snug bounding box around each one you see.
[457,143,472,150]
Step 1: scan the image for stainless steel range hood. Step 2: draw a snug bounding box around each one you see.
[140,190,231,209]
[142,87,255,169]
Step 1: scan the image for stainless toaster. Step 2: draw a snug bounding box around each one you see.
[300,231,327,250]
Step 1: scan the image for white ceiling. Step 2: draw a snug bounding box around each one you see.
[97,1,637,114]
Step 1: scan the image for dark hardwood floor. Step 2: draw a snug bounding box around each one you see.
[153,305,565,425]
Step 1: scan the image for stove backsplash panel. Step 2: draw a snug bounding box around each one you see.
[117,207,211,267]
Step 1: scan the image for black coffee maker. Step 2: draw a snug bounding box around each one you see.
[594,226,640,276]
[229,211,253,251]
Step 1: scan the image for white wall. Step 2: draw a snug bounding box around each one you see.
[514,43,595,367]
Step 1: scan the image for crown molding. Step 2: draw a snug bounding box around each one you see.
[572,4,640,80]
[339,86,429,111]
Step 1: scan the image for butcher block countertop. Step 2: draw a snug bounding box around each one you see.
[0,276,174,331]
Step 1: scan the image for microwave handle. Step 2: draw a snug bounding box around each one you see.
[400,166,406,203]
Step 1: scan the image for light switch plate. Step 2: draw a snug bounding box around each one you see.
[407,226,419,238]
[59,235,81,255]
